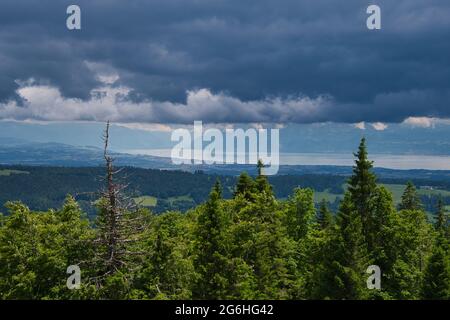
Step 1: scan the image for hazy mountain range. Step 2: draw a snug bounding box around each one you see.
[1,121,450,156]
[2,137,450,182]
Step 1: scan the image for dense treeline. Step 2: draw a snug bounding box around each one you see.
[0,138,448,300]
[0,165,346,215]
[1,165,449,216]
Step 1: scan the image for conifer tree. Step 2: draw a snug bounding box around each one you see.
[317,199,333,230]
[92,122,148,297]
[193,181,229,299]
[370,187,396,268]
[0,199,93,299]
[234,172,256,201]
[320,193,370,299]
[422,238,449,300]
[348,138,377,249]
[389,208,434,299]
[399,181,422,211]
[230,168,296,299]
[366,186,398,298]
[421,204,449,300]
[255,159,273,195]
[285,188,323,298]
[285,188,316,241]
[239,195,295,299]
[136,212,195,299]
[435,197,448,234]
[213,179,223,198]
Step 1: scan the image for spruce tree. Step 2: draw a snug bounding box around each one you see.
[399,181,422,211]
[319,193,370,299]
[0,200,93,299]
[421,233,449,299]
[230,172,296,299]
[234,172,256,201]
[194,181,229,299]
[255,159,273,195]
[317,199,333,230]
[370,187,396,268]
[235,193,295,299]
[368,186,397,298]
[389,208,434,299]
[285,188,316,241]
[136,212,196,299]
[435,197,448,233]
[213,179,223,198]
[421,199,449,299]
[348,137,377,249]
[285,189,323,298]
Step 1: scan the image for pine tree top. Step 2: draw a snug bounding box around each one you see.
[399,181,423,211]
[257,159,264,176]
[317,199,333,229]
[348,137,377,189]
[213,179,223,199]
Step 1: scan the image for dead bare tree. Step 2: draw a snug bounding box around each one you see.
[92,121,148,285]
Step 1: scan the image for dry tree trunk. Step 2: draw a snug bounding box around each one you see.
[93,121,147,282]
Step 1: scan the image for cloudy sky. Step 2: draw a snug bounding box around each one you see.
[0,0,448,127]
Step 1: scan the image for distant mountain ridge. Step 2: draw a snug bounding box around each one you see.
[2,121,450,155]
[0,138,174,168]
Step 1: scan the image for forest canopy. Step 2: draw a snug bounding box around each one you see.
[0,138,448,300]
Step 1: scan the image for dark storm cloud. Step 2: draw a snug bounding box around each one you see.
[0,0,449,123]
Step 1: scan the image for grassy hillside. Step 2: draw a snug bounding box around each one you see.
[133,195,158,207]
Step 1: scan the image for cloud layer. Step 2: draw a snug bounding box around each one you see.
[0,82,331,123]
[0,0,449,124]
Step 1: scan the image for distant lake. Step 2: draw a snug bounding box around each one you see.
[122,149,450,170]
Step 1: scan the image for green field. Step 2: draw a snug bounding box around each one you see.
[381,184,450,204]
[0,169,29,176]
[167,195,194,205]
[133,195,195,207]
[133,195,158,207]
